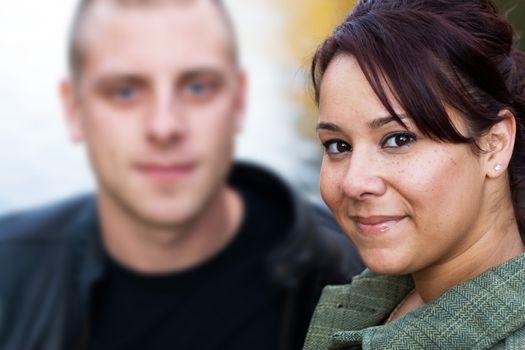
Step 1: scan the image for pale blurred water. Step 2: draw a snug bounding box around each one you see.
[0,0,321,214]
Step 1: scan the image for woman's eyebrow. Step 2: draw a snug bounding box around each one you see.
[368,114,408,129]
[316,122,341,132]
[316,114,409,132]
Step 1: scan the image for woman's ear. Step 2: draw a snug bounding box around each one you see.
[483,109,516,179]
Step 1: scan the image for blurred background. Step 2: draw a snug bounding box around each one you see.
[0,0,523,214]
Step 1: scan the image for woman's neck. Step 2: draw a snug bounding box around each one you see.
[412,208,524,304]
[389,223,523,322]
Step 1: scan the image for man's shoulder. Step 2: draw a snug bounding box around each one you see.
[0,194,97,243]
[230,161,364,283]
[309,204,345,236]
[301,203,365,281]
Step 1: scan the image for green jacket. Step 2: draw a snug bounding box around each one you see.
[304,253,525,349]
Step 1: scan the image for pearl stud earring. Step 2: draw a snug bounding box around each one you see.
[494,164,502,172]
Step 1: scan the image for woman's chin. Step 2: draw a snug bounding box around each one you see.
[361,252,415,276]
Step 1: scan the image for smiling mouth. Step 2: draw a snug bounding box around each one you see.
[352,215,406,235]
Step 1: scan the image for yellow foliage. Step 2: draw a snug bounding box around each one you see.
[273,0,356,138]
[278,0,356,63]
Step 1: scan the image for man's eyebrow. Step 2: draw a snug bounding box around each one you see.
[93,74,146,87]
[179,69,224,81]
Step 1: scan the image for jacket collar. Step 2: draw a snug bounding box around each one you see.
[331,253,525,349]
[228,161,318,287]
[73,197,105,302]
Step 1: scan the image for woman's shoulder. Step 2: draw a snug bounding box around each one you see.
[316,269,413,313]
[491,326,525,350]
[303,270,413,350]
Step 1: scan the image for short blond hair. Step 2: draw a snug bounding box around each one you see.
[67,0,238,79]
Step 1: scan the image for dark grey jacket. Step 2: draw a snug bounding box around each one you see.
[0,162,364,350]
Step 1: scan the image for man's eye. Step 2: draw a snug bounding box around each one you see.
[323,140,352,155]
[114,86,136,100]
[382,132,416,148]
[186,82,208,95]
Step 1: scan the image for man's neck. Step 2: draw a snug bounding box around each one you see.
[97,187,244,274]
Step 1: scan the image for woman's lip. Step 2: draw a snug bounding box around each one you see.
[353,216,406,235]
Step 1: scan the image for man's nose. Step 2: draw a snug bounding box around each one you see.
[146,93,186,145]
[340,149,387,200]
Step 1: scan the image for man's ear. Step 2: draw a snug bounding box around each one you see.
[483,109,516,178]
[59,79,84,143]
[233,70,247,133]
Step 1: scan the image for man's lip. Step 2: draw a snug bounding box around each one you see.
[136,163,195,170]
[135,162,196,180]
[351,215,407,235]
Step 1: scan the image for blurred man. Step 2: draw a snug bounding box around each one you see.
[0,0,364,349]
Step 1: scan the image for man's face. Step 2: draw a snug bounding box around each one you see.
[62,1,245,228]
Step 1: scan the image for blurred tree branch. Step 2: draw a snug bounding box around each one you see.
[496,0,525,50]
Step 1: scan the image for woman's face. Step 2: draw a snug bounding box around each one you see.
[318,55,488,275]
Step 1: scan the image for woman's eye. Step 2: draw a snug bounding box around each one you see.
[382,132,416,148]
[324,140,352,155]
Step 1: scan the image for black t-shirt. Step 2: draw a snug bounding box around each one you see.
[87,185,292,350]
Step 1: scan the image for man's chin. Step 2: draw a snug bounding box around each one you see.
[131,201,202,229]
[101,188,200,230]
[100,177,215,230]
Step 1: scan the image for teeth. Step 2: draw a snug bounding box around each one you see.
[377,221,397,231]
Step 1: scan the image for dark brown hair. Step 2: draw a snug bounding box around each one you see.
[312,0,525,233]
